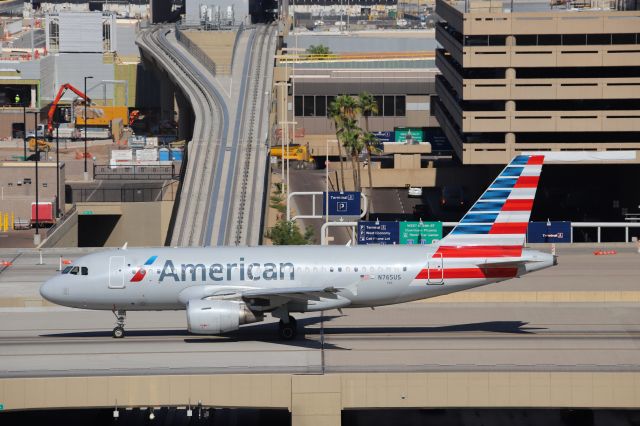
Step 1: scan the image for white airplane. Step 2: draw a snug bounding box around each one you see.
[40,154,556,340]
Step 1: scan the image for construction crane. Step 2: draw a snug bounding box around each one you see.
[46,83,91,135]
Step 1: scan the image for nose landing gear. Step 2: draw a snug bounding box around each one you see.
[112,309,126,338]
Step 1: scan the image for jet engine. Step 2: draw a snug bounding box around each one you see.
[186,299,263,335]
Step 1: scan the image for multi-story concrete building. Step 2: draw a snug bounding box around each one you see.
[434,0,640,164]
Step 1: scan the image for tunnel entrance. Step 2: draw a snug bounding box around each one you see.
[0,407,290,426]
[342,408,640,426]
[77,214,121,247]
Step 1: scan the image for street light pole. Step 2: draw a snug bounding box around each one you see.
[22,105,26,159]
[32,111,39,242]
[83,76,93,181]
[55,122,60,218]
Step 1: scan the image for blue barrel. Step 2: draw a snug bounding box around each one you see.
[170,148,183,161]
[159,148,170,161]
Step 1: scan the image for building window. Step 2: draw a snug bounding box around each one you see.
[49,18,59,53]
[374,96,383,116]
[395,96,406,116]
[612,33,636,44]
[384,96,395,116]
[102,20,112,52]
[326,96,336,117]
[562,34,587,45]
[315,96,326,117]
[300,95,405,117]
[587,34,611,45]
[294,96,303,117]
[304,96,315,116]
[538,34,561,45]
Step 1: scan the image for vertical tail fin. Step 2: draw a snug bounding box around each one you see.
[440,154,544,247]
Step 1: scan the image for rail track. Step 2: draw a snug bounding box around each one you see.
[137,24,275,247]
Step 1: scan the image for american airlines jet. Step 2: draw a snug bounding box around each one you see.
[40,154,556,340]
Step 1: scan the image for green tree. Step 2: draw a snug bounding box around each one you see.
[356,92,379,218]
[329,95,360,190]
[265,220,314,245]
[341,118,364,192]
[306,44,331,56]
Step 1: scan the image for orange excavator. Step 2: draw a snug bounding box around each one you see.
[129,109,140,126]
[46,83,91,135]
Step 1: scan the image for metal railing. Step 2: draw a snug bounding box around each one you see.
[442,222,640,243]
[93,164,178,180]
[69,183,177,203]
[175,25,219,75]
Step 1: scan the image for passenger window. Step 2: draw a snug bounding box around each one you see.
[403,266,407,272]
[70,266,79,275]
[62,266,73,274]
[305,267,310,273]
[330,267,334,272]
[346,266,351,273]
[354,267,358,272]
[81,267,88,276]
[313,267,318,273]
[338,267,342,272]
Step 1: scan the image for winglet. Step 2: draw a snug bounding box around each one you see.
[121,242,128,250]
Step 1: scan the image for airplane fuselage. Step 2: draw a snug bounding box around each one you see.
[41,245,553,312]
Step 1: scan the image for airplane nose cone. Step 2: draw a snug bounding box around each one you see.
[40,277,59,303]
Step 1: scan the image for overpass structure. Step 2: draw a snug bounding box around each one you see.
[137,24,276,247]
[1,246,640,424]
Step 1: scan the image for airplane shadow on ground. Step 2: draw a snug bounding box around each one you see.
[42,317,545,350]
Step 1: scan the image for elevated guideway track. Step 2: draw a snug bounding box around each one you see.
[137,24,276,247]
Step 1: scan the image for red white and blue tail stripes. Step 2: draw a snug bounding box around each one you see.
[440,154,544,247]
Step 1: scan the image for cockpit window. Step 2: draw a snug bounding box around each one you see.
[81,267,88,276]
[62,266,73,274]
[69,266,79,275]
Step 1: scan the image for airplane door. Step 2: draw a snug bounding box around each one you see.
[109,256,126,289]
[427,253,444,285]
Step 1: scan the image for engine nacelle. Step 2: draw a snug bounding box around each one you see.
[187,300,263,335]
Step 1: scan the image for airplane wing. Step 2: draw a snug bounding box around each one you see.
[242,286,339,297]
[178,284,347,305]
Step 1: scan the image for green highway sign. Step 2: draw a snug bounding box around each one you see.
[82,210,94,215]
[399,221,442,245]
[394,127,424,143]
[0,403,4,410]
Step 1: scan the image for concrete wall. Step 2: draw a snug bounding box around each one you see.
[42,209,78,248]
[73,200,174,247]
[2,372,640,426]
[0,161,65,219]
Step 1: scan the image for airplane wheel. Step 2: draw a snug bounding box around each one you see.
[112,326,125,339]
[278,317,297,340]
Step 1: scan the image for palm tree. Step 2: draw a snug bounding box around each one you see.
[328,99,347,190]
[341,119,364,191]
[329,95,359,190]
[357,92,379,218]
[334,94,358,120]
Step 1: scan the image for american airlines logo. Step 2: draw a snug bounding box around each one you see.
[130,256,158,282]
[131,258,297,283]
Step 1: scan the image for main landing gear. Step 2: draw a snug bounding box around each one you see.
[112,309,126,338]
[278,315,297,340]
